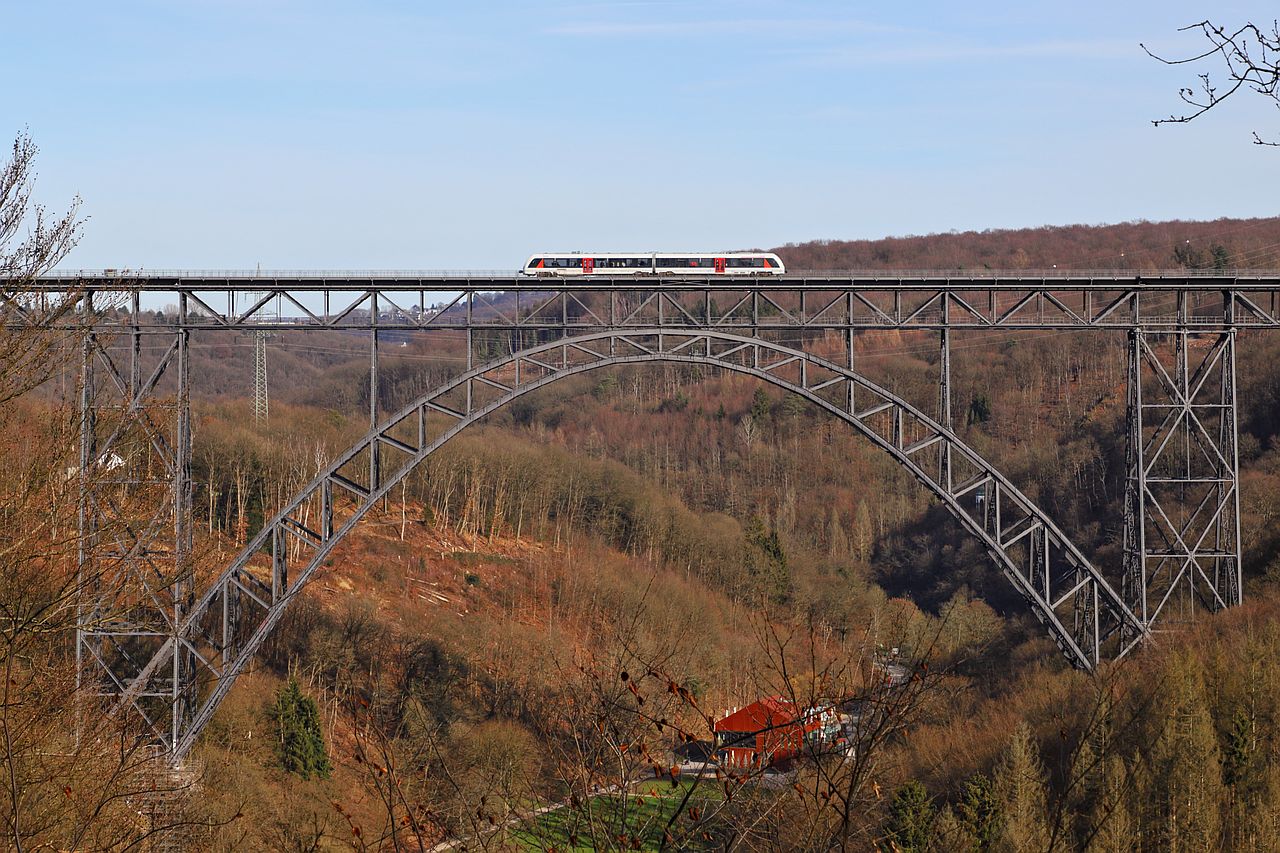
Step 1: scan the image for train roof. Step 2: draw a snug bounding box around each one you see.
[529,251,781,256]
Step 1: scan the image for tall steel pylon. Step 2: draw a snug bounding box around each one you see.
[252,330,269,422]
[250,286,275,422]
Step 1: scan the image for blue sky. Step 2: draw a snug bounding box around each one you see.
[5,0,1278,269]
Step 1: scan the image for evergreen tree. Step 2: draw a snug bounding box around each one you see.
[1222,703,1263,851]
[881,779,935,852]
[778,392,805,420]
[957,773,1003,851]
[1063,735,1097,846]
[744,516,790,604]
[1089,755,1134,853]
[993,722,1052,851]
[966,394,992,425]
[930,805,976,852]
[1211,244,1231,270]
[1144,653,1223,851]
[1222,704,1258,790]
[750,387,772,427]
[270,677,332,781]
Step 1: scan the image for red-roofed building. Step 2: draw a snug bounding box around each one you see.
[713,697,840,769]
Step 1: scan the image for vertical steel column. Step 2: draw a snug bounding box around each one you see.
[130,291,142,398]
[466,294,475,414]
[75,292,97,735]
[1174,293,1191,615]
[171,294,193,751]
[1122,329,1147,627]
[1223,328,1243,607]
[369,292,380,492]
[938,304,952,491]
[846,291,855,415]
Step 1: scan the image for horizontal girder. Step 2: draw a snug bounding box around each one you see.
[12,270,1280,330]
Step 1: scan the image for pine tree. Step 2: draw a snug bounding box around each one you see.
[1211,244,1231,270]
[1061,733,1101,848]
[930,805,976,852]
[745,517,790,604]
[1222,703,1262,851]
[993,722,1052,851]
[1088,755,1134,853]
[881,779,935,852]
[270,677,332,780]
[1144,653,1223,851]
[957,773,1003,851]
[1222,704,1258,790]
[750,387,772,428]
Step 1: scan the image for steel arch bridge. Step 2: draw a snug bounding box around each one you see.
[19,269,1278,762]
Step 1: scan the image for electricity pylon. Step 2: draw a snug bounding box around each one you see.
[252,329,269,422]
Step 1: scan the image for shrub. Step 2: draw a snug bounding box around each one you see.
[269,678,331,780]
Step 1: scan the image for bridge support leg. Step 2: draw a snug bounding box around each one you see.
[171,295,194,750]
[938,325,952,491]
[75,292,196,755]
[1123,320,1242,630]
[370,295,380,493]
[75,323,97,740]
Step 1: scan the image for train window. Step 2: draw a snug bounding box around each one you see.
[527,258,543,269]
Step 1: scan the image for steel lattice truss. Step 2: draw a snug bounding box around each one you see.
[16,270,1277,762]
[1123,326,1242,627]
[13,270,1280,330]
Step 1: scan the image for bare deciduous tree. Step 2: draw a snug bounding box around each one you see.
[1144,20,1280,145]
[0,130,236,849]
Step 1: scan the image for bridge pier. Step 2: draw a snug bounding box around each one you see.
[1123,309,1242,630]
[75,289,196,754]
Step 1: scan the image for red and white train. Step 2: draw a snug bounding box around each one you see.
[522,252,786,276]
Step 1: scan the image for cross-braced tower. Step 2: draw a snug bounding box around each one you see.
[250,287,275,422]
[252,329,268,422]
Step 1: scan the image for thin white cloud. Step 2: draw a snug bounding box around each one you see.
[798,38,1142,66]
[546,18,912,38]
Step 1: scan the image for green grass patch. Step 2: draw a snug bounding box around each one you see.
[510,779,723,851]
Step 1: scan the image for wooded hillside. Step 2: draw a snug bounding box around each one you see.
[773,216,1280,271]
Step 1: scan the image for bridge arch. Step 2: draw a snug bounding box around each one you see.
[129,329,1145,759]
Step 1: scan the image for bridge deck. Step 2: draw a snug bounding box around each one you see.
[10,269,1279,330]
[24,268,1280,290]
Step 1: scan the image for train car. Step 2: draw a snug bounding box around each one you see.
[522,252,785,276]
